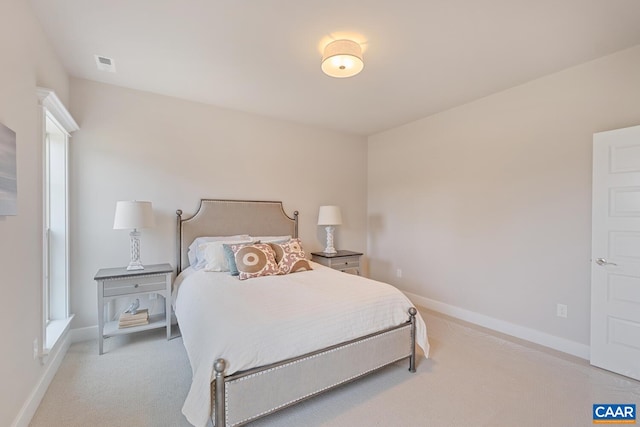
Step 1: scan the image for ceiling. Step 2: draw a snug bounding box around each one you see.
[29,0,640,136]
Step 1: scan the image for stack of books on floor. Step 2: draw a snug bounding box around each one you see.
[118,309,149,328]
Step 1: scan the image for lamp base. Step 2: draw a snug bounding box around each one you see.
[324,226,337,254]
[126,262,144,271]
[127,229,145,271]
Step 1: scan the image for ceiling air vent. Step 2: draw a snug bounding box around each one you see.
[94,55,116,72]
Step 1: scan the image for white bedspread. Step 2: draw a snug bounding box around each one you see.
[174,262,429,427]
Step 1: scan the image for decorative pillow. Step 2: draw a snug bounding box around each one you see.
[268,238,313,275]
[230,243,280,280]
[223,241,258,276]
[200,240,253,272]
[188,235,251,269]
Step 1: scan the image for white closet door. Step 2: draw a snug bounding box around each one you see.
[591,124,640,381]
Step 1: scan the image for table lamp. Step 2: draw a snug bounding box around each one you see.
[318,205,342,254]
[113,200,155,270]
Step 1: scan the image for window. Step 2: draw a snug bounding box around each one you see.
[38,88,78,357]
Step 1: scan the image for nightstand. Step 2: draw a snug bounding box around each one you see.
[311,250,363,275]
[94,263,173,354]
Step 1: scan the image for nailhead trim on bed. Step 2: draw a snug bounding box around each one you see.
[224,326,412,426]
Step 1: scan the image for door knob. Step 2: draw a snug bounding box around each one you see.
[596,258,617,266]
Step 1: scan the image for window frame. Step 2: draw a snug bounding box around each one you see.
[37,88,78,359]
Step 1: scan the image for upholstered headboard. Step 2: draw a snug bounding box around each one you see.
[176,199,298,273]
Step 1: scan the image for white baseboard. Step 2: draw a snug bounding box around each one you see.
[405,291,590,360]
[11,329,72,427]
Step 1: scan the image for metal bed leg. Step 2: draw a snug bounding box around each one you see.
[176,209,183,273]
[408,307,417,373]
[214,359,226,427]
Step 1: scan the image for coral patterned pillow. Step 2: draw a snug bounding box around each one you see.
[269,238,313,274]
[229,243,280,280]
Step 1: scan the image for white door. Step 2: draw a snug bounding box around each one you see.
[591,124,640,380]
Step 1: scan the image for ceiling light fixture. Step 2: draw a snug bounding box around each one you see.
[321,39,364,78]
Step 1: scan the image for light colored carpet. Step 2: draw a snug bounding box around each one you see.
[30,309,640,427]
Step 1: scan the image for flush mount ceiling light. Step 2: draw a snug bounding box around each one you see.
[321,39,364,78]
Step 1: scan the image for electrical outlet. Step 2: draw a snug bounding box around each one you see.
[396,269,402,278]
[33,338,39,359]
[149,292,157,300]
[557,303,568,318]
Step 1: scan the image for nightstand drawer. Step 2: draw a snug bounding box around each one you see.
[103,274,166,297]
[311,250,363,275]
[331,258,360,269]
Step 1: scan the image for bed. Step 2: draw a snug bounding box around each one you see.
[173,199,429,427]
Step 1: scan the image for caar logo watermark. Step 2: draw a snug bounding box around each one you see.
[593,404,636,424]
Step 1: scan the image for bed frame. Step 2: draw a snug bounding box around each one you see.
[176,199,417,427]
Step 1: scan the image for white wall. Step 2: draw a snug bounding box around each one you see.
[368,45,640,351]
[69,78,368,329]
[0,1,70,426]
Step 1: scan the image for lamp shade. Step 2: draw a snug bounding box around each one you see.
[321,39,364,78]
[113,201,155,230]
[318,205,342,226]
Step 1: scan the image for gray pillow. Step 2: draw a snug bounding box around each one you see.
[223,241,259,276]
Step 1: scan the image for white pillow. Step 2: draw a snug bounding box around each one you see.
[250,235,291,243]
[200,240,252,272]
[188,235,251,269]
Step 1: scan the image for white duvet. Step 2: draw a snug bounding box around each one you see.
[173,262,429,427]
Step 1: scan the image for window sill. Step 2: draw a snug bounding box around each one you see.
[44,314,74,357]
